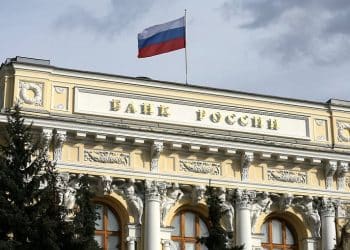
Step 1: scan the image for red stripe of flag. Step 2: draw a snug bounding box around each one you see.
[138,38,185,58]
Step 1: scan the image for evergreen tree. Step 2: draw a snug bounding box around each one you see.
[67,174,100,250]
[199,186,244,250]
[0,105,73,249]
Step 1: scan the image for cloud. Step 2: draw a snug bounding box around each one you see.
[220,0,350,65]
[54,0,155,38]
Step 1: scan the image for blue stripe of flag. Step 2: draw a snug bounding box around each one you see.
[138,27,185,49]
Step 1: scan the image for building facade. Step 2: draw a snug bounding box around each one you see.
[1,57,350,250]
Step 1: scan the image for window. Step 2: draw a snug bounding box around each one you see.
[171,210,209,250]
[261,218,297,250]
[95,203,121,250]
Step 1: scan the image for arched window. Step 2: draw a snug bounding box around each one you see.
[95,203,121,250]
[261,218,297,250]
[171,210,209,250]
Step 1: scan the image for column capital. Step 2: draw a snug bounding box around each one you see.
[320,198,335,217]
[236,189,254,210]
[145,180,161,201]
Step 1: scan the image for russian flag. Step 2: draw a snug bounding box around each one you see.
[138,17,186,58]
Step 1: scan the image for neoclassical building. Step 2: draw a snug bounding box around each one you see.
[1,56,350,250]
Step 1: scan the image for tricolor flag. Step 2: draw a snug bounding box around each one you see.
[138,17,186,58]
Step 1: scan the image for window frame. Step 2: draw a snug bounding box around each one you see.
[95,202,122,250]
[171,209,209,250]
[261,218,298,250]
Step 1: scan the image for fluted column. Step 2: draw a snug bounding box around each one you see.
[321,198,336,250]
[144,180,161,250]
[236,189,253,250]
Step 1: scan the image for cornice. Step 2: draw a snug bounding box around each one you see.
[0,112,349,163]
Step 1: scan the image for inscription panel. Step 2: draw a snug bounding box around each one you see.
[74,87,310,139]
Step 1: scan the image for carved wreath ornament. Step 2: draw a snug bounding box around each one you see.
[337,121,350,142]
[19,81,43,105]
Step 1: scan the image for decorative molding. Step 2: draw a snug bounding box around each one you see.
[53,130,66,162]
[18,81,43,106]
[251,192,272,232]
[112,179,144,225]
[315,119,326,126]
[192,185,206,204]
[325,161,337,190]
[151,141,163,173]
[235,189,254,210]
[84,149,130,167]
[274,193,294,211]
[267,169,307,184]
[56,172,80,221]
[160,183,184,226]
[41,128,53,150]
[218,187,234,233]
[241,152,254,181]
[54,104,65,110]
[337,121,350,142]
[54,86,65,94]
[294,196,321,237]
[337,162,349,191]
[320,198,335,217]
[101,175,113,194]
[179,159,221,175]
[145,179,161,201]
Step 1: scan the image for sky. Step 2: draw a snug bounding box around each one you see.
[1,0,350,102]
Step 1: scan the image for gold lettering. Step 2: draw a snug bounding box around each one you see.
[125,102,136,113]
[225,113,236,125]
[238,115,249,126]
[210,112,222,123]
[251,116,262,128]
[196,109,206,121]
[267,119,279,130]
[141,102,154,115]
[110,99,120,111]
[158,105,170,117]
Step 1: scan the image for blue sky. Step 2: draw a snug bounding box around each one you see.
[2,0,350,102]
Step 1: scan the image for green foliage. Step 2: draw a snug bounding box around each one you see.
[67,175,100,250]
[198,186,244,250]
[0,105,99,250]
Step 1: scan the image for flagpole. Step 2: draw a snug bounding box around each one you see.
[184,9,188,85]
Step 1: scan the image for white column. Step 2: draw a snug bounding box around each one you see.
[321,199,336,250]
[302,238,319,250]
[127,224,140,250]
[126,236,136,250]
[162,240,171,250]
[236,190,252,250]
[144,180,161,250]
